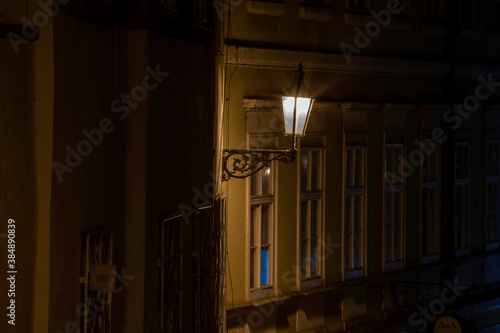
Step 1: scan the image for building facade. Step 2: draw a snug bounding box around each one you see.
[223,1,500,332]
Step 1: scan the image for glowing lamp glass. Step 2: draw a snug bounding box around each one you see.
[282,96,296,135]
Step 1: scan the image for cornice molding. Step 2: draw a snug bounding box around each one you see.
[227,45,500,79]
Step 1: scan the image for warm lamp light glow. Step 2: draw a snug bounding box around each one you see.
[280,63,314,138]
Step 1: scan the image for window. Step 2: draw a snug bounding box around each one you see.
[455,142,470,255]
[490,0,500,28]
[300,149,323,281]
[193,0,208,21]
[486,141,500,250]
[424,0,445,20]
[347,0,370,11]
[384,144,404,271]
[459,0,476,25]
[422,141,440,262]
[162,0,178,11]
[344,146,365,279]
[250,155,274,291]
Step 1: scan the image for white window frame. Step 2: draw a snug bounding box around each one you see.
[421,141,440,264]
[248,157,275,300]
[455,141,471,257]
[298,148,324,290]
[384,143,405,272]
[344,145,366,280]
[485,140,500,251]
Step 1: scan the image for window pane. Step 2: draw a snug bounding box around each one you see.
[310,237,318,276]
[491,143,498,175]
[422,188,429,256]
[455,185,461,249]
[301,240,308,278]
[429,188,437,254]
[492,182,498,243]
[385,192,392,263]
[430,146,436,180]
[194,0,207,19]
[461,184,469,248]
[261,205,270,245]
[456,145,462,179]
[355,148,363,187]
[394,191,403,261]
[386,147,393,184]
[262,165,272,195]
[250,207,256,247]
[394,146,401,166]
[344,197,352,270]
[311,200,318,238]
[301,151,308,191]
[353,195,363,268]
[311,150,320,190]
[301,201,308,240]
[346,149,353,187]
[463,145,469,178]
[487,143,492,176]
[250,249,255,288]
[251,172,258,196]
[486,182,492,242]
[162,0,178,10]
[260,247,269,286]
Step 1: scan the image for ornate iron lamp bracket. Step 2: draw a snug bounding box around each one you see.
[222,149,296,181]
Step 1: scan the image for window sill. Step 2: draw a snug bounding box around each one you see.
[486,242,499,252]
[487,30,500,42]
[249,286,275,301]
[299,276,322,290]
[385,261,404,272]
[422,253,439,264]
[421,21,447,36]
[299,4,334,22]
[344,11,372,26]
[458,26,480,39]
[344,268,364,280]
[387,17,414,31]
[455,248,471,257]
[247,1,285,17]
[343,11,413,31]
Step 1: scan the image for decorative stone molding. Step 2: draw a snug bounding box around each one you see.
[246,1,285,17]
[299,4,334,23]
[421,21,447,36]
[458,27,480,39]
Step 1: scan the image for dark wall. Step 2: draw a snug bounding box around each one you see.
[49,2,217,332]
[0,40,37,333]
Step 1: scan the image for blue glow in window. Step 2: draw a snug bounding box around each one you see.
[260,248,269,286]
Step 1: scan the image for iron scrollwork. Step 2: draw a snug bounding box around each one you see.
[222,149,296,181]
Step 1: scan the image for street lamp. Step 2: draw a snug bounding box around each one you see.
[222,63,314,181]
